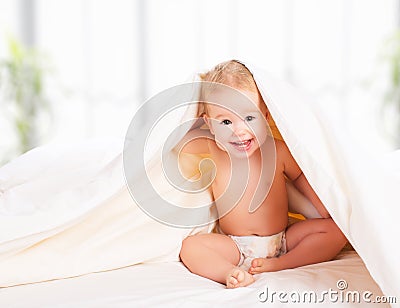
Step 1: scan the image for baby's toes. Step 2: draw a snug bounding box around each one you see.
[231,268,245,283]
[226,270,239,288]
[252,258,264,267]
[226,268,245,288]
[227,276,238,288]
[249,258,265,273]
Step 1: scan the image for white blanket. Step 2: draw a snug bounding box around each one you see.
[0,63,399,302]
[0,139,207,286]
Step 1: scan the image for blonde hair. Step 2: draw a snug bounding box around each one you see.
[198,60,259,116]
[199,59,258,92]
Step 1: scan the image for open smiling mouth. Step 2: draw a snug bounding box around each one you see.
[229,138,254,151]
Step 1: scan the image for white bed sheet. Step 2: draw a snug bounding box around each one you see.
[0,251,389,308]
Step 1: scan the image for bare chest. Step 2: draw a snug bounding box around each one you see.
[211,150,280,215]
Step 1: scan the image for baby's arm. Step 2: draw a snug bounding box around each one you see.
[278,141,330,218]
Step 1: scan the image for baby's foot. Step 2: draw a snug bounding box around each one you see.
[226,267,255,288]
[249,257,279,274]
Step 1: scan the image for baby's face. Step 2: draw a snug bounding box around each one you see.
[204,88,269,159]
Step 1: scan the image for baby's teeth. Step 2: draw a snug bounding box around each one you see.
[234,140,249,147]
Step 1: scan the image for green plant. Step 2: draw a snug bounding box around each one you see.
[381,30,400,147]
[0,37,51,161]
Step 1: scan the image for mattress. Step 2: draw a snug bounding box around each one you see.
[0,250,389,307]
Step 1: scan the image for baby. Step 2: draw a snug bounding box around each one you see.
[179,60,347,288]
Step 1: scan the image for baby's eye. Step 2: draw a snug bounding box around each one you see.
[220,119,232,125]
[245,116,255,122]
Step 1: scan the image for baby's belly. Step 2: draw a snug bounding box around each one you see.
[217,201,289,236]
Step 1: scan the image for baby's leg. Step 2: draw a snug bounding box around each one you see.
[180,233,254,288]
[249,218,347,274]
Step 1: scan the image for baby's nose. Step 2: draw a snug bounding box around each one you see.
[232,122,249,137]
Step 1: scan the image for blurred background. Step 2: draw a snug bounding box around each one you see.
[1,0,400,166]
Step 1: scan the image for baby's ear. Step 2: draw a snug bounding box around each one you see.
[203,114,215,135]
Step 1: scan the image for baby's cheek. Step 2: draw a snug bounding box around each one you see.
[215,141,228,152]
[248,120,269,144]
[213,125,233,140]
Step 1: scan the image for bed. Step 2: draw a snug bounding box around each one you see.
[0,250,388,307]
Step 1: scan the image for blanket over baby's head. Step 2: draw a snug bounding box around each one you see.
[246,62,400,300]
[0,61,399,300]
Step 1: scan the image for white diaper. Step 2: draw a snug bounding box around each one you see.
[229,231,287,270]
